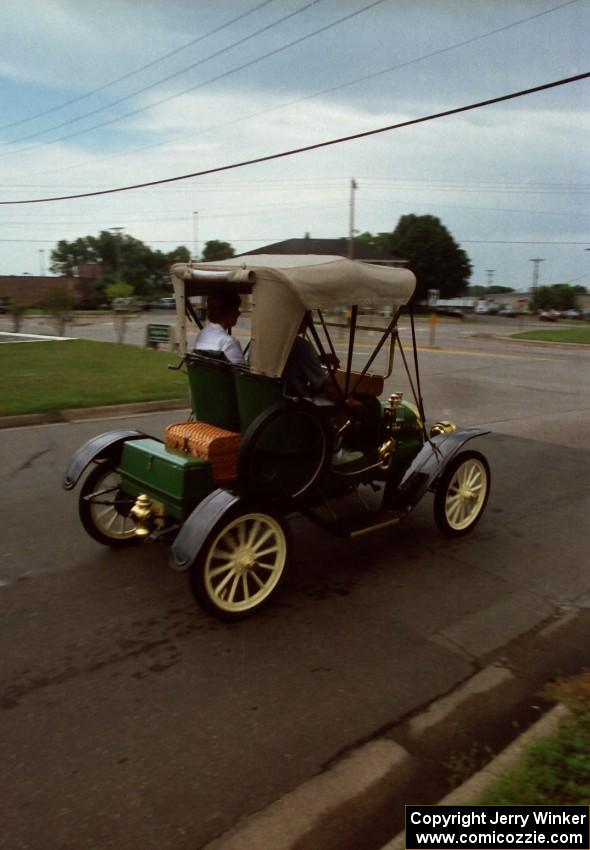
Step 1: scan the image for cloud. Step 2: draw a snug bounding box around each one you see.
[0,0,589,287]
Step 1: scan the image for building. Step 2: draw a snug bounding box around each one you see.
[0,263,104,306]
[238,236,406,266]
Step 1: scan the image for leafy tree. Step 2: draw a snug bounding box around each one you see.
[355,231,394,256]
[50,231,191,299]
[43,286,75,336]
[7,298,29,332]
[529,284,581,312]
[466,285,488,297]
[488,285,514,294]
[104,282,134,302]
[201,240,235,261]
[372,215,472,301]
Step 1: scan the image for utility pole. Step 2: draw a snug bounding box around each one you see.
[193,211,199,260]
[348,179,357,259]
[529,258,544,292]
[39,249,45,276]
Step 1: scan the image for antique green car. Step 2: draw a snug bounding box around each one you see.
[63,255,490,619]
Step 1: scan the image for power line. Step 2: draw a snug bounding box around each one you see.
[13,0,581,181]
[1,237,587,247]
[1,70,588,206]
[0,0,278,134]
[0,0,386,160]
[0,0,324,149]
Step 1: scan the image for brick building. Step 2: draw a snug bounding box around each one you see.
[0,263,104,306]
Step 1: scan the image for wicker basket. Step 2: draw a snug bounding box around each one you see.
[165,421,242,482]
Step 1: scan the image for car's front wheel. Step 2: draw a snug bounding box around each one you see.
[190,508,289,620]
[433,450,490,537]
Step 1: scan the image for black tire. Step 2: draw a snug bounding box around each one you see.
[190,506,290,620]
[79,461,139,547]
[433,450,490,538]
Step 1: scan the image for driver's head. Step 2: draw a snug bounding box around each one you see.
[207,290,241,329]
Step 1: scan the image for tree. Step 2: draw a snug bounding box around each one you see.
[201,240,235,261]
[105,282,136,344]
[50,231,191,300]
[488,285,514,294]
[43,286,75,336]
[355,231,394,256]
[529,284,581,312]
[7,298,29,333]
[376,215,472,302]
[104,282,135,303]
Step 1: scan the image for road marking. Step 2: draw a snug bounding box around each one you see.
[414,346,553,361]
[331,341,554,361]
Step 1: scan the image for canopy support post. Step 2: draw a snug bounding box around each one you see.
[344,306,358,396]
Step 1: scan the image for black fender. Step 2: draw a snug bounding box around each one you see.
[62,430,146,490]
[169,488,241,573]
[394,427,490,509]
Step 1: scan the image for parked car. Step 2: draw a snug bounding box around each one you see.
[561,309,582,320]
[156,296,176,309]
[539,310,560,322]
[498,306,518,317]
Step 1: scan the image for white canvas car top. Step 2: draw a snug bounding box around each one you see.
[170,255,416,377]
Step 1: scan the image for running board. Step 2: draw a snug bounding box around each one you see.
[301,508,404,539]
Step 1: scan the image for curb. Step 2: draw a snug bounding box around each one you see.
[0,399,189,430]
[380,704,570,850]
[200,609,589,850]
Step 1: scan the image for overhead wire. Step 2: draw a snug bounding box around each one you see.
[0,0,325,148]
[0,0,387,159]
[1,70,588,205]
[11,0,582,180]
[0,0,278,134]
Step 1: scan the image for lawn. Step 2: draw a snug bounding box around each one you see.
[0,339,189,416]
[512,326,590,345]
[478,673,590,806]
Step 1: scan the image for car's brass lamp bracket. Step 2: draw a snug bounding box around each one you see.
[429,420,457,437]
[130,494,166,538]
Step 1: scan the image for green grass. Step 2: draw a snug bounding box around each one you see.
[478,673,590,806]
[0,339,189,416]
[512,326,590,345]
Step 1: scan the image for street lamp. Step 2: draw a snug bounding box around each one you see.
[108,227,124,280]
[529,258,544,292]
[193,211,199,261]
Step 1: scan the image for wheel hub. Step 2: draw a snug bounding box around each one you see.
[458,487,477,503]
[234,548,257,573]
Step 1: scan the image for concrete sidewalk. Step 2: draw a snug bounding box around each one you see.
[199,608,589,850]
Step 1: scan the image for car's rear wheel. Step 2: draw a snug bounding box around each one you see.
[433,450,490,537]
[190,508,289,620]
[79,461,138,546]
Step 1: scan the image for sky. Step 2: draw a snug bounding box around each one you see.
[0,0,589,290]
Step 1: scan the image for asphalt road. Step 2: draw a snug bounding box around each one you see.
[1,318,590,850]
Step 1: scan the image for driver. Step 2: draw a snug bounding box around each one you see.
[282,313,341,400]
[193,290,245,365]
[282,314,364,464]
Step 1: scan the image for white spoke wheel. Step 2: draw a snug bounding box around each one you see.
[434,450,490,537]
[191,509,289,619]
[79,461,138,547]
